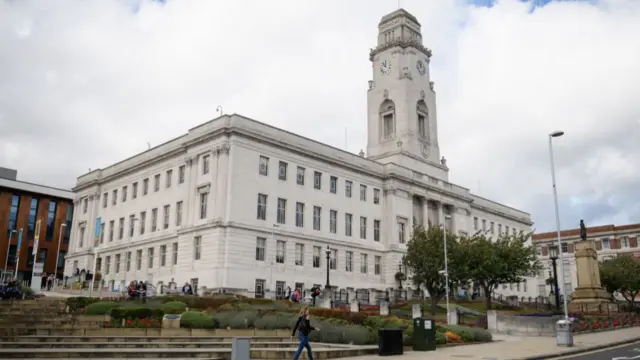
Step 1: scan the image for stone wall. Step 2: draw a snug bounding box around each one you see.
[486,310,561,336]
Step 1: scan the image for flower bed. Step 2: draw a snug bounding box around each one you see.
[573,313,640,333]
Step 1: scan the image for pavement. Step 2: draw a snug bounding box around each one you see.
[340,327,640,360]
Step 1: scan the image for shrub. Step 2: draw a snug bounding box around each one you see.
[180,311,216,329]
[21,286,34,298]
[435,331,446,344]
[236,302,253,310]
[255,312,297,330]
[308,323,372,345]
[111,306,162,320]
[212,311,236,328]
[84,301,119,315]
[162,301,187,314]
[218,303,235,311]
[66,297,100,312]
[228,311,259,329]
[441,324,492,342]
[309,308,366,325]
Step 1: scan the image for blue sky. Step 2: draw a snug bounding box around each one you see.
[467,0,595,9]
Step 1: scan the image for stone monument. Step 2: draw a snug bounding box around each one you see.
[568,220,612,313]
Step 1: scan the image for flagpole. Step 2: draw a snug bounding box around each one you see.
[88,218,102,298]
[13,229,23,280]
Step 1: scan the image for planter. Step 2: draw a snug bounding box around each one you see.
[162,314,182,329]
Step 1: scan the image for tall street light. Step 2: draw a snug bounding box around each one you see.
[4,229,17,282]
[443,214,452,324]
[53,223,67,290]
[548,245,561,310]
[325,245,332,290]
[548,130,569,320]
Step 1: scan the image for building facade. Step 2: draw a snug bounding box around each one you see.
[532,223,640,299]
[64,9,535,299]
[0,167,74,282]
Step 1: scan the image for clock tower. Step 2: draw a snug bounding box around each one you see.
[366,9,447,179]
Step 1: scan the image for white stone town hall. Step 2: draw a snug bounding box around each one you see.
[64,9,536,300]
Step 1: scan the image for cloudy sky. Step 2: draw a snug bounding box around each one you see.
[1,0,639,232]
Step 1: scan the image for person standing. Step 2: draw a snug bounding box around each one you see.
[291,306,318,360]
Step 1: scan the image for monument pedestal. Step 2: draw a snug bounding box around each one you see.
[568,240,613,313]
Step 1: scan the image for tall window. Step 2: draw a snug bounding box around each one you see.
[313,206,321,231]
[360,185,367,201]
[151,208,158,231]
[276,240,285,263]
[118,217,124,239]
[373,189,380,204]
[295,244,304,266]
[160,245,167,267]
[194,236,201,260]
[277,198,287,224]
[256,237,266,261]
[345,251,353,272]
[296,167,305,185]
[329,210,337,234]
[360,217,367,239]
[330,176,337,194]
[163,205,170,229]
[202,155,210,174]
[27,198,39,239]
[295,202,304,227]
[374,256,381,275]
[345,213,353,236]
[200,193,208,219]
[176,201,183,226]
[129,215,135,237]
[148,247,154,268]
[140,211,146,234]
[345,181,352,198]
[313,171,322,189]
[418,114,426,138]
[132,182,138,199]
[313,246,321,268]
[99,222,105,243]
[360,253,368,273]
[103,193,108,208]
[154,174,160,192]
[136,250,142,270]
[259,156,269,175]
[178,165,185,184]
[172,242,178,265]
[330,249,337,270]
[126,251,131,271]
[109,220,114,242]
[7,195,19,238]
[122,186,127,202]
[115,254,121,273]
[143,178,149,195]
[166,170,173,188]
[383,113,394,138]
[112,189,117,205]
[398,220,406,243]
[63,204,73,244]
[374,220,381,242]
[278,161,287,181]
[257,194,267,220]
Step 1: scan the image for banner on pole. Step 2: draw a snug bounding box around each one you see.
[93,217,102,248]
[32,220,41,256]
[16,228,23,252]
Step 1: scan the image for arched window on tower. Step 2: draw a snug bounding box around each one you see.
[416,100,429,141]
[379,99,396,140]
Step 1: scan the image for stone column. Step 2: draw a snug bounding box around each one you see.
[437,201,444,227]
[350,298,360,312]
[422,197,429,228]
[183,156,196,225]
[215,143,230,221]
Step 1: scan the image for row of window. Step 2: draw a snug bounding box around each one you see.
[473,217,518,237]
[4,244,65,269]
[6,194,73,243]
[258,156,381,204]
[255,237,383,275]
[97,242,180,275]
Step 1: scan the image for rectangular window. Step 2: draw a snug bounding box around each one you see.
[398,220,406,244]
[418,114,426,138]
[118,217,124,240]
[374,256,381,275]
[27,198,39,239]
[132,182,138,199]
[360,217,367,239]
[330,176,337,194]
[345,213,353,236]
[277,198,287,224]
[345,251,353,272]
[176,201,183,226]
[112,189,117,205]
[115,254,121,273]
[194,236,202,260]
[498,224,502,234]
[136,250,143,270]
[122,186,127,202]
[296,167,305,185]
[154,174,160,192]
[561,243,568,253]
[360,253,368,274]
[276,240,285,264]
[482,219,487,231]
[602,238,611,249]
[160,245,167,267]
[129,215,135,237]
[256,237,266,261]
[313,206,321,231]
[78,226,85,248]
[313,246,321,268]
[45,201,57,241]
[255,279,266,298]
[103,193,108,208]
[63,204,73,244]
[313,171,322,189]
[163,204,170,229]
[178,165,185,184]
[360,185,367,201]
[200,193,208,219]
[140,211,146,234]
[345,181,352,198]
[166,169,173,188]
[622,236,630,248]
[373,189,380,204]
[151,208,158,232]
[383,114,394,138]
[126,251,131,271]
[259,156,269,175]
[374,220,381,242]
[143,178,149,195]
[278,161,287,181]
[473,217,478,230]
[329,210,337,234]
[296,202,304,227]
[109,220,114,242]
[148,247,154,268]
[329,249,337,270]
[105,256,111,275]
[99,222,105,244]
[83,198,88,213]
[257,194,267,220]
[172,242,178,265]
[202,155,210,174]
[295,243,304,266]
[7,195,19,238]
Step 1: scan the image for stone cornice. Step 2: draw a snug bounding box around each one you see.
[370,40,432,62]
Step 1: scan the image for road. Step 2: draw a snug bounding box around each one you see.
[555,342,640,360]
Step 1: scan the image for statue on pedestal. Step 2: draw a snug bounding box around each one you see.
[580,219,587,241]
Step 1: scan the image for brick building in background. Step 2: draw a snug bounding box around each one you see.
[0,167,74,282]
[531,223,640,299]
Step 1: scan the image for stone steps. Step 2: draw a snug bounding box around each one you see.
[0,336,292,343]
[0,341,304,349]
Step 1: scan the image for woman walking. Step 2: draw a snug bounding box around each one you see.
[291,306,318,360]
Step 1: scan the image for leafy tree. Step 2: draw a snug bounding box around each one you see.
[461,231,542,311]
[404,225,465,314]
[600,256,640,306]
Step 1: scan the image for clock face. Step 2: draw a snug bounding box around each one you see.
[380,60,391,75]
[416,60,426,76]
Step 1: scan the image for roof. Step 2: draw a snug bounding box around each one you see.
[532,223,640,242]
[0,177,74,201]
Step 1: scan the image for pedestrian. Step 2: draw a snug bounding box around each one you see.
[291,306,318,360]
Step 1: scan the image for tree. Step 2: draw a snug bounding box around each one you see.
[404,225,465,314]
[461,231,542,311]
[600,256,640,306]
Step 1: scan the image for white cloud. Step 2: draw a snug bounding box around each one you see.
[1,0,638,231]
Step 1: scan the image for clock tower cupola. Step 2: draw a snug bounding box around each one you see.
[366,9,447,179]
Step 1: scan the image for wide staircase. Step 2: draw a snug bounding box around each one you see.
[0,299,377,359]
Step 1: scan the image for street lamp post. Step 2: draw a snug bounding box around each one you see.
[53,223,67,290]
[397,261,403,290]
[4,230,17,283]
[325,245,331,290]
[548,245,561,310]
[443,214,452,324]
[548,130,569,320]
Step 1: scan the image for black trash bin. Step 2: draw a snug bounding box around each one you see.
[378,328,404,356]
